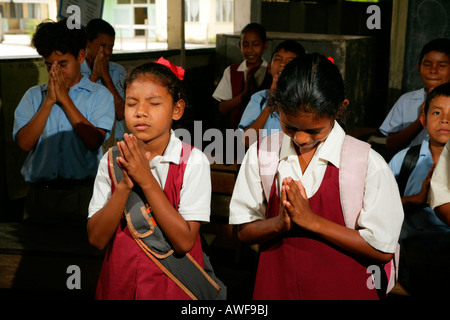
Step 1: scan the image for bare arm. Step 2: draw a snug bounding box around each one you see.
[50,63,106,151]
[219,93,248,115]
[102,75,125,121]
[435,203,450,226]
[245,178,393,264]
[284,178,393,263]
[15,98,54,152]
[87,180,132,250]
[386,101,425,152]
[89,48,125,121]
[401,166,434,212]
[219,65,259,115]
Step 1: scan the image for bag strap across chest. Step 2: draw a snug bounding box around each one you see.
[257,131,369,228]
[107,144,226,300]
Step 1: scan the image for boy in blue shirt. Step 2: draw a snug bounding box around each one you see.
[83,18,126,149]
[13,19,115,225]
[380,38,450,153]
[238,40,305,147]
[389,82,450,297]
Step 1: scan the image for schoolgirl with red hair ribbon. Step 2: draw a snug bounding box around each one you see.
[88,60,226,300]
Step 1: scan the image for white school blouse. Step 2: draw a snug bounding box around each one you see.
[229,122,404,253]
[428,140,450,209]
[88,130,211,222]
[212,59,269,102]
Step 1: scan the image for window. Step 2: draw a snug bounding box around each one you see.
[185,0,200,22]
[10,3,23,19]
[27,4,42,19]
[216,0,233,23]
[117,0,155,5]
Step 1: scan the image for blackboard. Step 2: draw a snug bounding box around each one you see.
[403,0,450,93]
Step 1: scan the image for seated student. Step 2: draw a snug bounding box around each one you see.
[429,139,450,226]
[213,22,272,129]
[13,19,115,225]
[83,18,126,150]
[239,40,305,147]
[388,82,450,296]
[380,38,450,153]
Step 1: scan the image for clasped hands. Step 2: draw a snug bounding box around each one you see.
[46,62,71,106]
[277,177,318,233]
[91,46,110,83]
[116,133,153,191]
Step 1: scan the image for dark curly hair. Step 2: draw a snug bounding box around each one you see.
[31,19,87,59]
[86,18,115,41]
[270,53,346,119]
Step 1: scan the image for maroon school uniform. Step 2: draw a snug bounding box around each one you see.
[229,63,272,129]
[94,147,205,300]
[252,164,379,300]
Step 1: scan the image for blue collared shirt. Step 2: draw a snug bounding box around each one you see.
[389,138,450,239]
[379,88,428,147]
[238,89,281,137]
[13,75,115,183]
[81,60,126,139]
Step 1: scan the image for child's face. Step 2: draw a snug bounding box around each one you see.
[279,109,334,154]
[125,74,184,144]
[270,49,298,77]
[239,31,267,68]
[420,95,450,146]
[44,50,84,89]
[418,51,450,92]
[86,33,115,61]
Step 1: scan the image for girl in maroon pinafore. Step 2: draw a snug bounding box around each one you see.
[87,60,223,299]
[229,54,404,300]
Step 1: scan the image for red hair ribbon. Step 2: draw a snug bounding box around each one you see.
[155,56,185,80]
[327,56,335,64]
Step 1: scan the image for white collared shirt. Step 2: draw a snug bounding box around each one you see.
[429,140,450,209]
[229,122,404,253]
[88,130,211,222]
[212,59,269,102]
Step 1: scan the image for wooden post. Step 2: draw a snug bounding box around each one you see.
[167,0,185,67]
[234,0,262,33]
[388,0,409,110]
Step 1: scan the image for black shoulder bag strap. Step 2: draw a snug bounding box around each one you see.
[109,146,226,300]
[397,144,421,197]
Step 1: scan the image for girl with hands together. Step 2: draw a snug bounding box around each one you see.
[229,54,404,299]
[87,60,223,300]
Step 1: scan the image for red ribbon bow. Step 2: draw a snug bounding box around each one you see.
[155,57,185,80]
[327,56,335,64]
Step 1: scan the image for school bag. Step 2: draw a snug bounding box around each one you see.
[107,145,226,300]
[257,131,400,295]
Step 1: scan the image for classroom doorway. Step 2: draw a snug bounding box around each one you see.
[134,7,147,36]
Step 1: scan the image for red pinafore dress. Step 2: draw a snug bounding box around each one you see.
[229,63,272,129]
[252,163,379,300]
[94,148,205,300]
